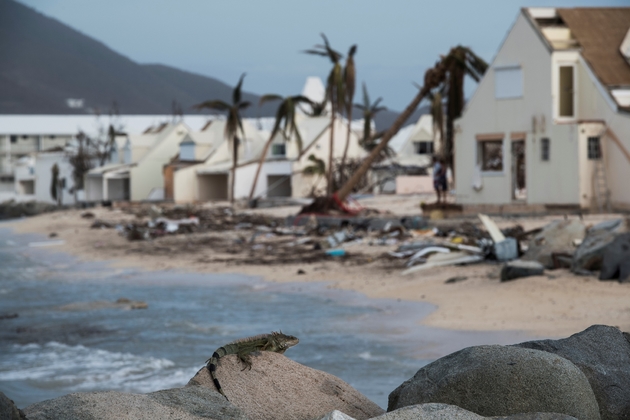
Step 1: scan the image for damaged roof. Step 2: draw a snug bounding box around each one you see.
[557,8,630,88]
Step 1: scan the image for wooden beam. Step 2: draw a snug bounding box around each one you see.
[606,127,630,164]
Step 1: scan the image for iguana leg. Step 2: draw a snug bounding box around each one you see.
[237,351,253,371]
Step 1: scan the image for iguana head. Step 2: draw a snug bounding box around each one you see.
[271,330,299,352]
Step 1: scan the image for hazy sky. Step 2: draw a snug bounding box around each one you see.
[17,0,630,111]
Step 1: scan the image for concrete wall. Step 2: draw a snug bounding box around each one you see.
[455,12,580,206]
[130,124,188,201]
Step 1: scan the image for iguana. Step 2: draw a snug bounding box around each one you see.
[206,331,299,400]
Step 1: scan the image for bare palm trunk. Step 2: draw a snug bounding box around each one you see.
[248,133,275,201]
[230,136,238,204]
[337,85,431,201]
[327,106,336,196]
[339,106,353,185]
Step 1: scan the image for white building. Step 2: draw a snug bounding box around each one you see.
[454,7,630,212]
[13,151,78,205]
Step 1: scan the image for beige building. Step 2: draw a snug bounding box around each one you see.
[454,7,630,212]
[85,122,191,202]
[173,115,367,203]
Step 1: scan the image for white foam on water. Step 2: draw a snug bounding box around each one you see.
[0,342,200,394]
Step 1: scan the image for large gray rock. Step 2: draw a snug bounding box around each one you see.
[515,325,630,420]
[523,220,585,268]
[188,351,384,420]
[23,386,246,420]
[370,403,577,419]
[599,233,630,282]
[500,260,545,282]
[0,391,25,420]
[572,219,630,273]
[387,345,600,419]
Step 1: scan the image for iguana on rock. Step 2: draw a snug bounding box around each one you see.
[206,331,299,400]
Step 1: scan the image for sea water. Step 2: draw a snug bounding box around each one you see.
[0,227,433,409]
[0,226,534,410]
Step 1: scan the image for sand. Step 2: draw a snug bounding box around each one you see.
[5,198,630,338]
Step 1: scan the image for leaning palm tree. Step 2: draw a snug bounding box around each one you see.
[339,44,358,183]
[194,73,251,204]
[439,46,487,171]
[304,34,345,195]
[428,90,444,154]
[248,94,313,200]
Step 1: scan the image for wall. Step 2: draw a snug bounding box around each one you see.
[234,160,292,199]
[574,59,630,208]
[130,124,188,201]
[172,164,199,203]
[455,12,581,206]
[85,176,104,201]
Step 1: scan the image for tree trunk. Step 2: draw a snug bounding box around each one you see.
[327,106,336,196]
[339,106,353,186]
[230,136,238,204]
[248,132,275,200]
[336,85,431,201]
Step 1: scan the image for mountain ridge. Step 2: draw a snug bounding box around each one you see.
[0,0,427,130]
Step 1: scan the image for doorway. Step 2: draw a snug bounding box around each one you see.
[511,140,526,201]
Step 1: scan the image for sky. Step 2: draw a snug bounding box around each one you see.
[17,0,630,112]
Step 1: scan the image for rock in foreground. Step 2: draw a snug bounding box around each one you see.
[188,351,384,420]
[388,345,599,419]
[23,386,247,420]
[0,391,25,420]
[516,325,630,420]
[522,220,585,268]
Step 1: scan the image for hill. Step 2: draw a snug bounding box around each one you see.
[0,0,427,129]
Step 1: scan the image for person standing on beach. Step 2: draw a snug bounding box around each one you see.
[432,156,447,205]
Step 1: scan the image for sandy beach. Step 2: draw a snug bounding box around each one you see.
[6,197,630,338]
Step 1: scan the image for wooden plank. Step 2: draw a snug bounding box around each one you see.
[478,213,506,242]
[606,128,630,164]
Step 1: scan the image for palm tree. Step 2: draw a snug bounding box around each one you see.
[304,34,345,195]
[339,45,357,183]
[194,73,251,204]
[248,94,313,201]
[428,90,444,154]
[439,46,487,171]
[355,83,386,149]
[302,154,327,196]
[336,58,449,202]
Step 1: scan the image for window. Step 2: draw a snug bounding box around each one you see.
[558,65,574,117]
[21,135,28,139]
[271,143,286,156]
[10,135,17,143]
[587,136,601,160]
[413,141,433,155]
[541,138,550,161]
[479,140,503,171]
[495,65,523,99]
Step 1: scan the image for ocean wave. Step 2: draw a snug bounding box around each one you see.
[0,342,199,394]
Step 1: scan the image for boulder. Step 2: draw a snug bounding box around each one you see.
[318,410,358,420]
[23,386,247,420]
[522,220,585,268]
[572,219,630,273]
[599,233,630,282]
[515,325,630,420]
[500,260,545,282]
[387,345,599,419]
[188,351,384,420]
[370,404,577,419]
[0,391,25,420]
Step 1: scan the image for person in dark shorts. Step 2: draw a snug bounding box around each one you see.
[432,156,447,204]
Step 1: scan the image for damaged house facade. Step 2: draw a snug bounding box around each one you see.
[172,114,366,203]
[454,7,630,212]
[85,122,191,202]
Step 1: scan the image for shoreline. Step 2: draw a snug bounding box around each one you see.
[5,204,630,338]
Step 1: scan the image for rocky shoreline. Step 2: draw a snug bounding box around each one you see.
[3,324,628,420]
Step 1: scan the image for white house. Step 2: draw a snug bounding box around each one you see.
[85,122,192,202]
[13,151,78,205]
[173,114,367,203]
[454,7,630,212]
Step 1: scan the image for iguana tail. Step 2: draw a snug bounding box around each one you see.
[206,345,237,400]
